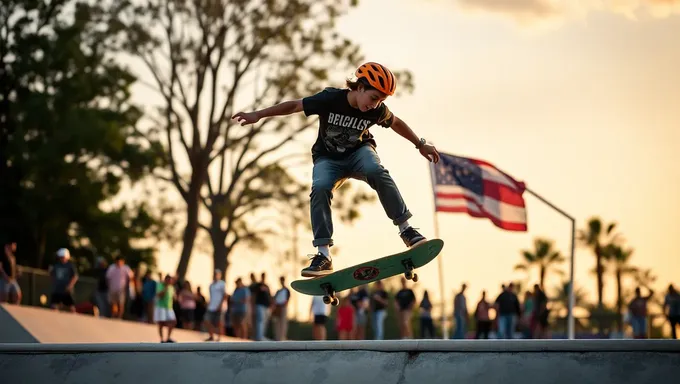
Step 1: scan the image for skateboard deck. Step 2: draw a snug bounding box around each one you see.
[291,238,444,306]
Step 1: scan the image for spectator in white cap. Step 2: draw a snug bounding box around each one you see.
[48,248,78,312]
[204,268,226,341]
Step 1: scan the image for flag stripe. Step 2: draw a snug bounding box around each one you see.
[430,153,528,232]
[435,194,527,226]
[479,165,522,191]
[434,183,526,208]
[436,206,528,231]
[482,180,526,207]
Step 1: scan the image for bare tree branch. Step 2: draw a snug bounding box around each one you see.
[164,105,188,200]
[113,0,408,278]
[230,152,305,213]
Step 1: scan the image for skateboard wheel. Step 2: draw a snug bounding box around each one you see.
[323,295,331,304]
[405,271,414,280]
[331,297,339,306]
[412,273,419,282]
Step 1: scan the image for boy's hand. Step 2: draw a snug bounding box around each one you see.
[232,111,260,126]
[419,144,440,163]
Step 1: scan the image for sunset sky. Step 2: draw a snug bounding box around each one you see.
[139,0,680,325]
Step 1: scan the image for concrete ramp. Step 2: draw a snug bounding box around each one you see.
[1,340,679,383]
[0,305,38,343]
[0,304,246,343]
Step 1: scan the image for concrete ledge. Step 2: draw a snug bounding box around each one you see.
[1,339,679,353]
[2,340,679,384]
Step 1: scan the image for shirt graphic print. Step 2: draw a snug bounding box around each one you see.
[302,87,394,160]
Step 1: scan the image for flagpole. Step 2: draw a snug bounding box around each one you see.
[524,187,576,340]
[429,161,448,339]
[434,212,448,339]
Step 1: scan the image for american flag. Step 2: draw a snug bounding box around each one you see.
[429,152,528,232]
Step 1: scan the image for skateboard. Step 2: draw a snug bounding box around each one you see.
[290,238,444,306]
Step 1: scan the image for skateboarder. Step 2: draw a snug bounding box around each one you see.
[232,62,440,277]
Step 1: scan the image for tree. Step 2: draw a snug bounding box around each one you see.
[633,268,657,291]
[0,0,170,270]
[112,0,414,279]
[552,280,588,312]
[577,217,620,309]
[604,243,637,333]
[514,237,565,288]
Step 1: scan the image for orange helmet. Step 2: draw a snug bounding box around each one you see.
[355,62,396,96]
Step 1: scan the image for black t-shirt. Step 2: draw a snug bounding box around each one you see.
[495,291,520,316]
[0,249,16,279]
[96,267,108,292]
[302,87,394,160]
[255,283,271,306]
[249,282,259,298]
[533,290,548,314]
[371,289,388,311]
[351,288,369,309]
[395,288,416,310]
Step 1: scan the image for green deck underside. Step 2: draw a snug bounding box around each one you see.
[291,239,444,296]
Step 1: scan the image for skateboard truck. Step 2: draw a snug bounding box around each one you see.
[401,258,419,282]
[320,282,340,306]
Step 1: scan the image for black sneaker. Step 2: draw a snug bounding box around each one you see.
[400,227,426,248]
[301,253,333,277]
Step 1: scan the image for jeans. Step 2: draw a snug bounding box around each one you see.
[310,145,412,247]
[453,314,467,339]
[475,320,491,339]
[373,309,387,340]
[669,316,679,339]
[497,314,517,339]
[93,291,110,318]
[255,304,270,341]
[273,306,288,341]
[420,316,435,338]
[631,316,647,338]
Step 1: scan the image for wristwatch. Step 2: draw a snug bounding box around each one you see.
[416,137,426,149]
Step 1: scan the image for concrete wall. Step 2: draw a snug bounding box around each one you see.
[1,340,679,384]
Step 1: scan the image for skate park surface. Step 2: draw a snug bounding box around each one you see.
[2,304,680,383]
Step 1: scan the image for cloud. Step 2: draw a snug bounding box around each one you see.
[457,0,564,24]
[455,0,680,24]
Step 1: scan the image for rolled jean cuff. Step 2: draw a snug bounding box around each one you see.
[392,211,413,226]
[312,238,334,247]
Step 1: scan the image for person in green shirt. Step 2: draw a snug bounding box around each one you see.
[154,274,177,343]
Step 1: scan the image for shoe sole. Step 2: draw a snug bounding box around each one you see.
[301,269,334,278]
[408,237,427,248]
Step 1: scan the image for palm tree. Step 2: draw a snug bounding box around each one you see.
[553,280,589,312]
[577,217,620,309]
[634,268,657,290]
[605,243,637,332]
[550,280,589,335]
[514,237,566,288]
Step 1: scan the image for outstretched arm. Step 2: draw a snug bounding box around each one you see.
[232,100,303,126]
[390,115,440,163]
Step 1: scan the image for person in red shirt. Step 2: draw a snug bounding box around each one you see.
[336,296,355,340]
